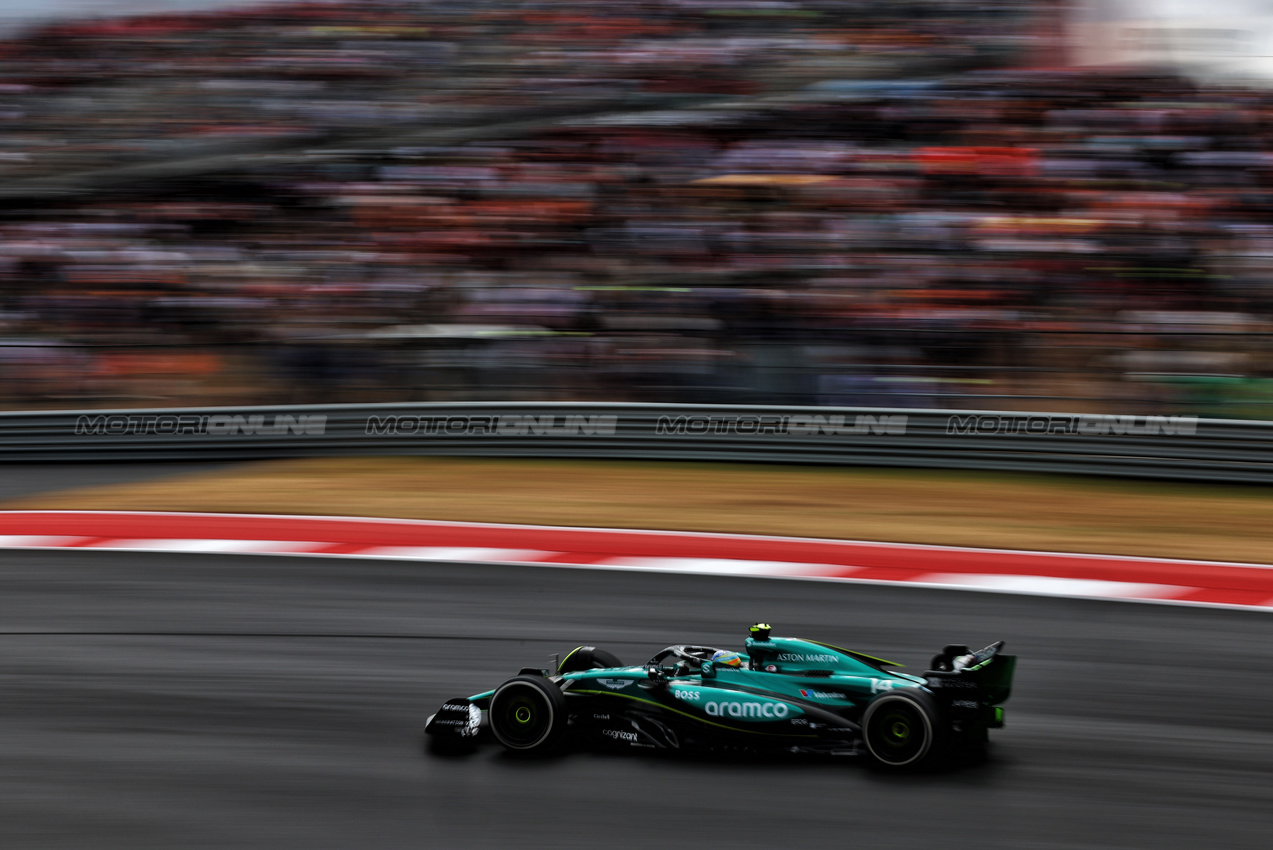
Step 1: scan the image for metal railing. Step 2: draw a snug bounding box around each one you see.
[2,402,1271,484]
[6,329,1273,417]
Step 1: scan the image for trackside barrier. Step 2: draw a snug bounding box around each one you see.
[0,403,1271,483]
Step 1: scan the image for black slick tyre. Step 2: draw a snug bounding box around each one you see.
[861,689,943,769]
[489,675,568,754]
[557,646,623,673]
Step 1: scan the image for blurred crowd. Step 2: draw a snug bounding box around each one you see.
[0,0,1025,181]
[3,1,1273,416]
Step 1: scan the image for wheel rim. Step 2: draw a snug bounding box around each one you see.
[865,698,931,765]
[493,684,553,749]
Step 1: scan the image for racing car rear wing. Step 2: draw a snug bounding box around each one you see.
[924,640,1015,705]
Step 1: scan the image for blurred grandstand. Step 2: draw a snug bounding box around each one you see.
[2,0,1273,417]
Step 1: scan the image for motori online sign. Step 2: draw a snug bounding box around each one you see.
[655,414,907,436]
[945,414,1198,436]
[365,414,618,436]
[75,413,327,436]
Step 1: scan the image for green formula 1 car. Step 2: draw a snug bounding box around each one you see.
[426,624,1016,769]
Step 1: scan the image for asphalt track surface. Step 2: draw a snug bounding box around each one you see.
[2,548,1270,850]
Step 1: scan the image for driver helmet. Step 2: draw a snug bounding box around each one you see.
[711,650,744,668]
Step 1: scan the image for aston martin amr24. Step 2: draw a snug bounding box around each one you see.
[425,624,1015,769]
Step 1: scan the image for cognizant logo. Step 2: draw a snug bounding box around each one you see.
[704,701,790,719]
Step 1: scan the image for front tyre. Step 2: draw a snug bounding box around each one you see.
[488,675,568,754]
[862,690,943,768]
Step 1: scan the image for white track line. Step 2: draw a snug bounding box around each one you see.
[917,573,1192,599]
[83,538,332,553]
[600,556,855,576]
[0,535,91,547]
[358,546,556,562]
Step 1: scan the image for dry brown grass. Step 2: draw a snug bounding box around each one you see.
[6,457,1273,563]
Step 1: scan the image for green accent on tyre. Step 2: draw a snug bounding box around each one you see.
[515,707,532,724]
[557,647,581,673]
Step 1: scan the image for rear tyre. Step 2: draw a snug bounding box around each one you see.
[557,646,623,673]
[489,675,569,754]
[862,689,943,768]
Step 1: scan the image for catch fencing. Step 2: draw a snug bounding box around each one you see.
[0,402,1269,484]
